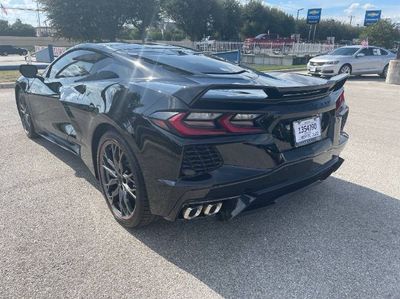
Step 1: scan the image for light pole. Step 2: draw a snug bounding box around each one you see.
[296,8,304,21]
[296,8,304,37]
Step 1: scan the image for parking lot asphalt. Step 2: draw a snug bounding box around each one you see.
[1,76,400,298]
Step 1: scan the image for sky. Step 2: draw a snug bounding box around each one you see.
[0,0,399,27]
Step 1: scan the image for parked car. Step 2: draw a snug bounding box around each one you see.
[195,36,216,51]
[307,45,396,78]
[0,45,28,56]
[243,33,295,54]
[16,43,349,228]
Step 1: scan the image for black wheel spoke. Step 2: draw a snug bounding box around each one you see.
[100,141,137,219]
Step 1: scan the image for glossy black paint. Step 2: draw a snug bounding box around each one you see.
[16,43,349,221]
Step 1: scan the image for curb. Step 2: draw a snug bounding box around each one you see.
[0,82,15,89]
[268,68,306,72]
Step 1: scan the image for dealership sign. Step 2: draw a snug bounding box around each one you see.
[307,8,322,24]
[364,10,381,26]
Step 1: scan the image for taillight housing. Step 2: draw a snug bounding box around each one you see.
[150,112,263,137]
[336,91,345,112]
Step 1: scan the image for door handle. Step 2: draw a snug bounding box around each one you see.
[74,84,86,94]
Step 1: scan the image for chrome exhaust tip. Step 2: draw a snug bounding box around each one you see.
[182,205,203,220]
[203,202,222,216]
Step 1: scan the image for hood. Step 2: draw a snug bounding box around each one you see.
[310,55,348,62]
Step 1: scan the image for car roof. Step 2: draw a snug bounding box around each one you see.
[75,42,194,55]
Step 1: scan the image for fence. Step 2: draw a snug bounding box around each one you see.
[188,40,339,56]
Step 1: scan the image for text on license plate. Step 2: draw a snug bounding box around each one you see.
[293,116,322,146]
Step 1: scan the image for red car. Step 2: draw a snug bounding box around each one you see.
[243,33,295,54]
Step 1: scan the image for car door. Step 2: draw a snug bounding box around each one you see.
[352,47,374,74]
[375,48,391,73]
[369,47,386,72]
[28,49,103,150]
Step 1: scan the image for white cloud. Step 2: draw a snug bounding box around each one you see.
[363,3,376,10]
[344,3,360,15]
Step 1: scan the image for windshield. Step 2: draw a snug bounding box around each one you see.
[330,47,359,56]
[255,34,266,39]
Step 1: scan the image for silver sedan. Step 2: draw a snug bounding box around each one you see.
[307,46,396,78]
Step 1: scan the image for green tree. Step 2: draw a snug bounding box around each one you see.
[9,19,36,37]
[39,0,127,41]
[240,0,294,39]
[162,0,218,41]
[360,19,400,48]
[212,0,242,41]
[124,0,160,42]
[0,20,11,36]
[296,19,362,42]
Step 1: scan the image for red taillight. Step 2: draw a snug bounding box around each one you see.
[151,112,263,137]
[219,114,263,133]
[168,113,225,136]
[336,91,345,111]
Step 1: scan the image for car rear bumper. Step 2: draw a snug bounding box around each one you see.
[158,132,348,221]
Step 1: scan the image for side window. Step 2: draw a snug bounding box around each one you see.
[359,48,374,56]
[47,50,105,79]
[91,57,145,80]
[372,48,381,56]
[380,49,388,55]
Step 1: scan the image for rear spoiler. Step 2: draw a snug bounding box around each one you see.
[173,74,348,106]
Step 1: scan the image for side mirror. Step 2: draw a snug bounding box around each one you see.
[19,64,38,78]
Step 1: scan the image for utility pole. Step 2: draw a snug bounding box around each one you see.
[36,1,41,28]
[349,15,354,25]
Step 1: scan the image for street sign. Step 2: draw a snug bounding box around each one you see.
[364,10,381,26]
[307,8,322,24]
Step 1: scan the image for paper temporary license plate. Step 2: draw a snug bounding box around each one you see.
[293,116,322,147]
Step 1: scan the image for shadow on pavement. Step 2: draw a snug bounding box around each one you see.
[32,135,400,297]
[128,178,400,298]
[347,75,385,82]
[32,137,100,189]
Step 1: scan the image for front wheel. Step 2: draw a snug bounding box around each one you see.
[380,64,389,78]
[339,64,352,75]
[17,92,37,139]
[97,130,154,228]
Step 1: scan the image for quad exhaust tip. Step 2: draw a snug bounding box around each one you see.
[183,205,203,220]
[182,202,223,220]
[203,202,222,216]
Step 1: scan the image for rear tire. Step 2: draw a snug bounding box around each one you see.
[97,130,154,228]
[16,91,37,139]
[380,64,388,78]
[339,64,352,75]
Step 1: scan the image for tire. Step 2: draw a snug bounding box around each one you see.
[380,64,389,78]
[3,51,8,56]
[20,50,28,56]
[339,64,352,75]
[16,91,38,139]
[97,130,154,228]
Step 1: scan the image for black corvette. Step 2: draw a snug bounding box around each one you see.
[16,43,349,227]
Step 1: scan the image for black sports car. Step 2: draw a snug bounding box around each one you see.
[16,43,349,228]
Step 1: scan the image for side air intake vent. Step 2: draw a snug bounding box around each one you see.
[181,145,223,176]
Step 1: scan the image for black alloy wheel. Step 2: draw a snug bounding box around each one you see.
[17,93,37,138]
[97,131,153,227]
